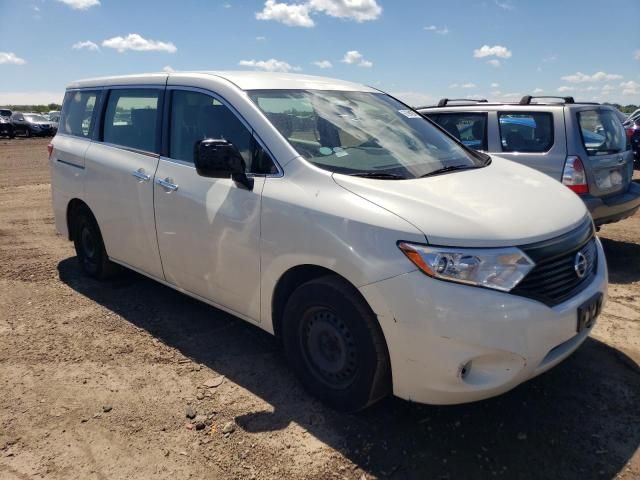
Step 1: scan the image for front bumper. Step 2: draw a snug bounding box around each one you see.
[359,238,608,405]
[582,182,640,226]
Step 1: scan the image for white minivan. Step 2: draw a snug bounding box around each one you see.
[50,72,607,411]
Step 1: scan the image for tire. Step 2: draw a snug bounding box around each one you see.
[281,275,391,412]
[71,206,119,280]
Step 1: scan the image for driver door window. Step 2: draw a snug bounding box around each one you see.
[169,90,276,174]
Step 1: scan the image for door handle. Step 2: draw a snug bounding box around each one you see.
[132,168,151,182]
[156,177,179,192]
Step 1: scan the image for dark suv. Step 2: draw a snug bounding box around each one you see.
[0,109,14,138]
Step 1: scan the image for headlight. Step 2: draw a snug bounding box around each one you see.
[398,242,535,292]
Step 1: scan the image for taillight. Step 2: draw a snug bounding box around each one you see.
[562,156,588,194]
[47,143,53,159]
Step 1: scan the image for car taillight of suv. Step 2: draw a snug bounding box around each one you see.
[562,156,588,194]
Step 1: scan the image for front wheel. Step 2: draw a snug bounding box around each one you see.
[282,275,391,412]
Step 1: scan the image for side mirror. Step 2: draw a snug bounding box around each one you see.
[194,139,254,190]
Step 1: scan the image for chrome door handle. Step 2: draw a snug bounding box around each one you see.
[156,177,178,192]
[132,168,151,182]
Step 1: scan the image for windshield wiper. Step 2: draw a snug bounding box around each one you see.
[420,165,479,178]
[347,172,406,179]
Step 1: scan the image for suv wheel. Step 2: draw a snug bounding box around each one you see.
[72,207,119,279]
[282,275,391,411]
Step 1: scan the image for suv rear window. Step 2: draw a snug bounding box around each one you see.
[499,112,553,153]
[428,113,487,151]
[577,109,627,156]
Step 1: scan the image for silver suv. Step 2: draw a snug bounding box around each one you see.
[418,96,640,226]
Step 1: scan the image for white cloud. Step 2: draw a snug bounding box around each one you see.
[487,59,501,67]
[162,65,175,73]
[238,58,301,72]
[0,52,26,65]
[449,82,476,89]
[72,40,99,51]
[533,88,544,94]
[256,36,267,41]
[495,0,514,10]
[424,25,449,35]
[491,82,500,88]
[560,71,623,83]
[309,0,381,22]
[473,45,512,59]
[256,1,314,27]
[102,34,177,53]
[635,50,640,61]
[601,84,614,92]
[313,60,333,68]
[223,2,232,7]
[255,0,381,27]
[32,5,40,11]
[341,50,373,67]
[621,80,640,96]
[543,54,558,63]
[557,86,572,93]
[57,0,100,10]
[0,91,63,104]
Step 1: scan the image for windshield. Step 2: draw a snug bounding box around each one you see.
[25,114,48,122]
[248,90,486,178]
[577,109,627,155]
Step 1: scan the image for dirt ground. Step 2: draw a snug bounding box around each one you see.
[0,137,638,480]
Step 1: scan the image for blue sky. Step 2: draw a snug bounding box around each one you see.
[0,0,639,106]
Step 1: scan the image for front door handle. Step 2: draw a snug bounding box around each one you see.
[132,168,151,182]
[156,177,179,192]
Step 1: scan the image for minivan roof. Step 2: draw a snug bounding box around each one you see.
[67,71,378,93]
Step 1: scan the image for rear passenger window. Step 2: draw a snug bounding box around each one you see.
[169,90,276,174]
[103,89,160,153]
[60,90,98,138]
[429,113,487,150]
[499,112,553,152]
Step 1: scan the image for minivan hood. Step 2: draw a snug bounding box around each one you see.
[332,157,589,247]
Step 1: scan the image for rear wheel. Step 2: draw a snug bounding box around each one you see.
[282,275,391,411]
[71,207,119,279]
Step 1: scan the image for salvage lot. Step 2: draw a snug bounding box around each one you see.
[0,137,638,479]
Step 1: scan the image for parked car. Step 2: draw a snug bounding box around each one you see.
[12,112,55,137]
[1,108,15,138]
[624,108,640,125]
[625,118,640,166]
[419,96,640,226]
[50,73,607,411]
[48,111,60,134]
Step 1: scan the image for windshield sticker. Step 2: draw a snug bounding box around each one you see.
[398,109,421,119]
[333,147,348,157]
[318,147,333,156]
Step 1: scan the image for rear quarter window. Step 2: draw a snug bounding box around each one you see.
[59,90,99,138]
[499,112,554,153]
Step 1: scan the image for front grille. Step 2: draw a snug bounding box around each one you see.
[511,219,597,306]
